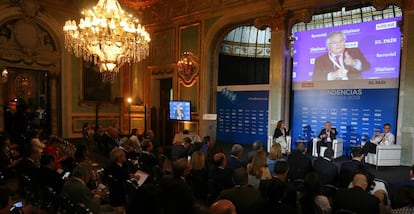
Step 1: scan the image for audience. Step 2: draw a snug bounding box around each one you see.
[160,158,195,214]
[287,141,312,181]
[247,150,271,189]
[247,140,263,163]
[266,143,285,176]
[60,163,102,213]
[313,148,338,186]
[171,137,192,161]
[218,168,264,214]
[226,144,245,171]
[298,172,331,214]
[333,172,380,214]
[2,126,411,214]
[338,147,365,188]
[208,152,233,202]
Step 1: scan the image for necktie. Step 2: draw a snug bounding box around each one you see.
[335,55,341,66]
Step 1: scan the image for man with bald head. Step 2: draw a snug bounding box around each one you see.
[333,173,380,213]
[209,199,236,214]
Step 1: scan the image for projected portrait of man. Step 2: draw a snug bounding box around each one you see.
[312,31,371,81]
[175,103,185,120]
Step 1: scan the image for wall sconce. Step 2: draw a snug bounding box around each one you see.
[2,67,8,83]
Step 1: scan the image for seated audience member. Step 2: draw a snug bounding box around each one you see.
[299,172,331,214]
[247,150,272,189]
[205,137,224,171]
[208,153,233,202]
[333,173,380,214]
[209,199,236,214]
[247,140,263,163]
[15,144,42,181]
[187,142,208,200]
[391,185,414,212]
[313,149,338,186]
[218,168,264,214]
[316,121,338,157]
[38,153,64,193]
[273,120,289,154]
[338,147,365,188]
[391,165,414,201]
[61,163,103,214]
[227,144,245,171]
[106,147,138,210]
[0,132,19,174]
[266,143,286,176]
[362,123,395,155]
[171,137,191,161]
[139,139,158,178]
[43,137,66,170]
[128,128,141,153]
[287,141,312,181]
[260,161,297,210]
[160,158,195,214]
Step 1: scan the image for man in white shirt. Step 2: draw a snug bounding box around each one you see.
[362,123,395,154]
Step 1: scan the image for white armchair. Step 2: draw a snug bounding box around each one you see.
[312,138,343,159]
[366,144,401,170]
[268,136,291,154]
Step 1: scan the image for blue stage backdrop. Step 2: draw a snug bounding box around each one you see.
[216,89,269,145]
[291,88,399,150]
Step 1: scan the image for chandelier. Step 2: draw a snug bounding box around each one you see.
[63,0,150,83]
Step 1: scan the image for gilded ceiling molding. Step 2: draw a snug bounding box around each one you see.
[372,0,405,11]
[254,3,312,48]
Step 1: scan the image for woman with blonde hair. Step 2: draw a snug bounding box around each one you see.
[267,143,286,175]
[247,150,272,189]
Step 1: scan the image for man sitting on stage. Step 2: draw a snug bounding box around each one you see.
[316,121,338,157]
[362,123,395,154]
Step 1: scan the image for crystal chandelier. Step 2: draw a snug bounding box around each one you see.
[63,0,150,83]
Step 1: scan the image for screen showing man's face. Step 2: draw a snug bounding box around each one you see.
[328,33,345,55]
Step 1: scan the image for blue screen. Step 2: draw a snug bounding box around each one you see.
[169,101,191,121]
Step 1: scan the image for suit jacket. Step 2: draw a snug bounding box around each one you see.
[338,159,363,188]
[318,128,338,143]
[312,48,371,81]
[313,157,338,185]
[160,176,195,214]
[226,156,245,171]
[170,145,188,161]
[61,177,100,213]
[105,162,130,206]
[287,151,313,180]
[219,185,264,214]
[333,186,379,214]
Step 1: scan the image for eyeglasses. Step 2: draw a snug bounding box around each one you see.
[328,40,345,45]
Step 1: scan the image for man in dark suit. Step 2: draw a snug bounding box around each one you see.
[333,173,380,213]
[260,161,297,211]
[287,141,312,181]
[61,163,101,213]
[160,158,195,214]
[170,137,191,161]
[313,149,338,186]
[139,139,158,179]
[312,31,371,81]
[218,168,263,214]
[338,147,365,188]
[226,144,245,171]
[316,121,338,157]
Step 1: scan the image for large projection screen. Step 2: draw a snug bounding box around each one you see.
[290,17,402,151]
